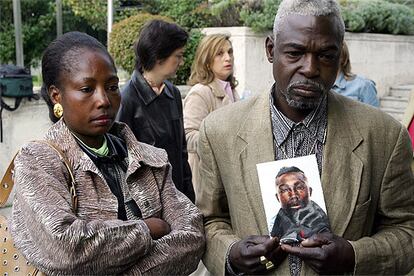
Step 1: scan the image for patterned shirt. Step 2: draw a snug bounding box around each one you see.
[269,87,328,173]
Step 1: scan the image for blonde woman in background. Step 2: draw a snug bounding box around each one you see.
[184,34,239,192]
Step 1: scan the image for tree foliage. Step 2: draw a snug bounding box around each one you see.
[341,0,414,34]
[0,0,106,67]
[138,0,213,29]
[239,0,414,35]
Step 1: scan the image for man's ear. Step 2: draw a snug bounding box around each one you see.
[265,35,274,63]
[49,85,61,105]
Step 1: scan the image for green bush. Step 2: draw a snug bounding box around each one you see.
[341,0,414,34]
[176,30,204,85]
[109,13,204,85]
[154,0,213,29]
[240,0,414,35]
[239,0,281,33]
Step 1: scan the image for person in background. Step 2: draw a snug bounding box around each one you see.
[117,20,195,202]
[11,31,204,275]
[184,33,239,191]
[332,42,380,107]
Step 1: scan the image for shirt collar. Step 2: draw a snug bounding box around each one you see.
[269,86,327,146]
[132,70,174,106]
[216,78,231,91]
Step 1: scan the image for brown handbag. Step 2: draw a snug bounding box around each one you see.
[0,141,77,276]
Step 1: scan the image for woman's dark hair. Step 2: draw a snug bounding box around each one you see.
[41,31,115,122]
[134,20,188,72]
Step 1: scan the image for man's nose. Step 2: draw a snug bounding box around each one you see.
[299,54,320,78]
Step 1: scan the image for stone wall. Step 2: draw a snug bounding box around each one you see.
[202,27,414,98]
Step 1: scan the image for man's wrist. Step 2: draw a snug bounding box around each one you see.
[225,241,244,276]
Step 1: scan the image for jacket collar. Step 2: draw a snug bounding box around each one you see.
[208,79,240,101]
[207,79,227,98]
[44,120,167,178]
[130,70,174,106]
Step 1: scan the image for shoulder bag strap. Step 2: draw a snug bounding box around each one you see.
[0,153,18,207]
[0,141,78,212]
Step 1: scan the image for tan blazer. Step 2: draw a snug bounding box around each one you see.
[196,90,414,275]
[183,79,239,191]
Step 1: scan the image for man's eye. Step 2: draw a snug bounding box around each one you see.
[286,51,302,58]
[80,87,93,93]
[319,53,336,61]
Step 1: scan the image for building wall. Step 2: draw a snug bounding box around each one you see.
[202,27,414,98]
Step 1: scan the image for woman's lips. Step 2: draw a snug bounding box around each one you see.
[91,115,112,126]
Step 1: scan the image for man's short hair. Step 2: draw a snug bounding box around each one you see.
[273,0,345,39]
[276,166,304,179]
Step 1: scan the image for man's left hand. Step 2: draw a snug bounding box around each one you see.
[280,232,355,274]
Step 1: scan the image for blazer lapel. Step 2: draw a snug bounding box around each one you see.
[322,92,364,236]
[236,92,275,234]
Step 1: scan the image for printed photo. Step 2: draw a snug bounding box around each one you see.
[256,155,331,244]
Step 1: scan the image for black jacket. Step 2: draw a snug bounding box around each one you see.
[117,70,195,202]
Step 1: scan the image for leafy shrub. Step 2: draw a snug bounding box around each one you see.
[0,0,106,67]
[209,0,243,27]
[342,0,414,34]
[176,30,204,85]
[138,0,213,29]
[109,13,204,85]
[239,0,281,33]
[240,0,414,35]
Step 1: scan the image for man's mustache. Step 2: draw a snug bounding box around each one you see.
[287,80,327,93]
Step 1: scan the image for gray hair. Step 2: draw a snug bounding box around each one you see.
[273,0,345,39]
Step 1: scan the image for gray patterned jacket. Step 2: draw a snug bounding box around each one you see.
[10,120,205,275]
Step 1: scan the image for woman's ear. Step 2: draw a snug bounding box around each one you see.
[49,85,61,105]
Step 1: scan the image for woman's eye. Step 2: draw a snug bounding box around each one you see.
[217,51,223,56]
[108,85,119,92]
[80,87,93,93]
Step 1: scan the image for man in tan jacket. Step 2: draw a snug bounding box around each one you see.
[196,0,414,275]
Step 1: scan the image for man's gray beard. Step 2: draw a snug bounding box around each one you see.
[279,81,328,110]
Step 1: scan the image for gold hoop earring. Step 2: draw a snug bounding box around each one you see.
[53,103,63,119]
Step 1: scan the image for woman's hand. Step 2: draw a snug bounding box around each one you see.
[143,218,171,240]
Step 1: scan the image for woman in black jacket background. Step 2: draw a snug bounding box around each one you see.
[117,20,195,202]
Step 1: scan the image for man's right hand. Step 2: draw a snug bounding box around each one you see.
[229,235,287,274]
[143,217,171,240]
